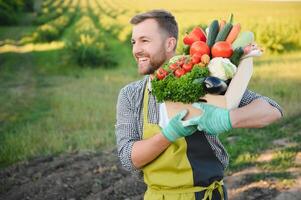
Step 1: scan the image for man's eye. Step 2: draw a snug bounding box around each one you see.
[142,40,149,43]
[131,41,135,45]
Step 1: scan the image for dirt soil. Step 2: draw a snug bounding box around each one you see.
[0,149,300,200]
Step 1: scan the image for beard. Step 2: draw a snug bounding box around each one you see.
[136,47,167,75]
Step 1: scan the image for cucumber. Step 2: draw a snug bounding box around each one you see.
[206,20,219,47]
[232,31,254,49]
[215,23,232,42]
[215,14,234,42]
[230,47,244,66]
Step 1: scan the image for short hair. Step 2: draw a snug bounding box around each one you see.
[130,9,178,41]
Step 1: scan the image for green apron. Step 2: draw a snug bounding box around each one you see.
[142,86,227,200]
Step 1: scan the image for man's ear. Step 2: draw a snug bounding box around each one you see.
[165,37,177,53]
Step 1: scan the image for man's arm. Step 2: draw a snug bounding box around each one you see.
[132,133,171,169]
[230,98,282,128]
[132,109,197,169]
[116,85,172,171]
[183,90,283,135]
[116,86,143,173]
[231,90,283,128]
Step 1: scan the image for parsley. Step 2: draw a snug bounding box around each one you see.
[152,66,209,103]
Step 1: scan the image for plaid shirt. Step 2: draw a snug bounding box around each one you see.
[115,76,283,174]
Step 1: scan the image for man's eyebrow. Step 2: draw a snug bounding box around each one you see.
[131,36,151,41]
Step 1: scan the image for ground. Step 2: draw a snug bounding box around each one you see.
[1,147,300,200]
[0,149,146,200]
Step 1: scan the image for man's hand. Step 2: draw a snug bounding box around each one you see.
[183,103,232,136]
[162,110,197,142]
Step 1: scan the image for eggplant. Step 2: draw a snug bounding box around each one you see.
[225,79,232,86]
[203,76,228,95]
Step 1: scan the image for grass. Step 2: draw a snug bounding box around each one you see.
[0,47,138,167]
[259,147,298,170]
[246,171,294,182]
[0,12,37,44]
[219,51,301,173]
[0,26,36,46]
[0,26,36,41]
[251,52,301,116]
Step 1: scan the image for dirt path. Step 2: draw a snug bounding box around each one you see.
[0,149,146,200]
[225,137,301,200]
[225,166,301,200]
[1,147,300,200]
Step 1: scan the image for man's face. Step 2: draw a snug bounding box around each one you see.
[131,19,168,75]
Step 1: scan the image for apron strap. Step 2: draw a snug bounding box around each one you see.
[200,180,224,200]
[143,82,150,125]
[147,179,224,200]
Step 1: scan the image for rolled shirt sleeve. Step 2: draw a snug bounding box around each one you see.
[239,89,283,116]
[115,86,141,173]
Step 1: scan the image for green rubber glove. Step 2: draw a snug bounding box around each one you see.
[183,103,232,136]
[162,110,198,142]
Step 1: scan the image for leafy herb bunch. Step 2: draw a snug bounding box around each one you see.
[151,62,209,104]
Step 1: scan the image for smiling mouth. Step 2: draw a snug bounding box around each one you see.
[137,57,149,64]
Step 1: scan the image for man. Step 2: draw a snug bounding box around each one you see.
[115,9,283,200]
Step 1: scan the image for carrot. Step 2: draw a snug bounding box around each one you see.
[226,23,241,44]
[219,20,226,31]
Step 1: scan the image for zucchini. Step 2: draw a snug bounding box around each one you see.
[215,23,232,42]
[230,47,244,66]
[206,20,219,47]
[232,31,254,49]
[215,14,233,42]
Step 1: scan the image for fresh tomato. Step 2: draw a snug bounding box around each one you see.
[158,67,166,73]
[182,62,193,72]
[176,56,187,66]
[191,53,201,64]
[156,68,168,80]
[190,41,210,57]
[174,68,186,78]
[169,63,178,71]
[211,41,233,58]
[180,56,187,62]
[176,61,184,67]
[175,60,183,67]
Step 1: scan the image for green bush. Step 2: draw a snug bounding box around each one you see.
[72,39,116,66]
[33,11,75,42]
[35,24,60,42]
[0,8,17,25]
[66,16,117,67]
[0,0,34,25]
[0,1,17,25]
[23,0,34,12]
[35,1,68,25]
[250,20,301,53]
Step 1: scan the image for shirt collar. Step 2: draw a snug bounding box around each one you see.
[147,76,152,92]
